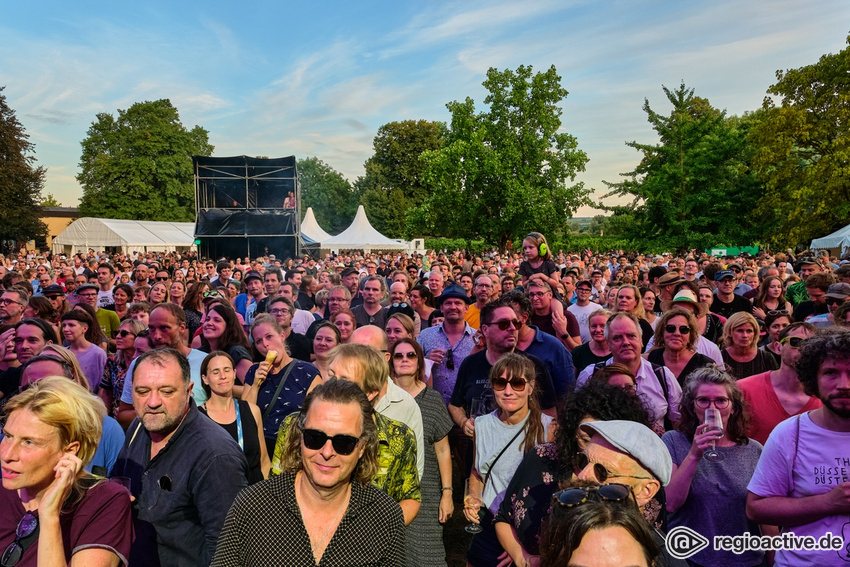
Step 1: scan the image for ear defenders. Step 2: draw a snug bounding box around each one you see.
[526,233,548,257]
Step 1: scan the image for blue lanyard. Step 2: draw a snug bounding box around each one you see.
[234,400,244,451]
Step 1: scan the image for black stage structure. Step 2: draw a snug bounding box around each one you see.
[193,155,316,260]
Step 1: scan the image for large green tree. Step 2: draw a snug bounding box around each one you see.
[77,99,213,221]
[297,157,356,234]
[356,120,445,238]
[411,65,590,248]
[600,83,762,252]
[749,36,850,248]
[0,86,48,247]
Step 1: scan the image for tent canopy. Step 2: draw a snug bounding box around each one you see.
[810,224,850,253]
[322,205,408,252]
[52,217,196,254]
[300,207,333,242]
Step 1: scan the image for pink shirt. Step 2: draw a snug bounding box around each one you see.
[738,371,822,445]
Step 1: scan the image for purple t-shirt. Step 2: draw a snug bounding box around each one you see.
[74,343,107,392]
[0,480,133,566]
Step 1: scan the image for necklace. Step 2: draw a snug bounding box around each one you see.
[310,485,350,560]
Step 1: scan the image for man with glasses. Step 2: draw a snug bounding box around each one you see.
[710,270,753,319]
[465,275,493,330]
[738,322,820,444]
[212,378,405,566]
[573,420,684,567]
[807,282,850,328]
[527,279,581,351]
[0,288,27,325]
[449,302,557,442]
[568,280,603,343]
[747,329,850,566]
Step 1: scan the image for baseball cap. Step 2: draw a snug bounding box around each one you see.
[580,420,672,486]
[825,283,850,300]
[340,267,358,278]
[42,284,66,296]
[243,271,262,283]
[713,270,736,281]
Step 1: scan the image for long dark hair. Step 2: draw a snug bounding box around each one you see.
[490,353,544,454]
[677,367,749,444]
[200,303,251,353]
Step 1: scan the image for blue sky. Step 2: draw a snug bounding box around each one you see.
[2,0,847,217]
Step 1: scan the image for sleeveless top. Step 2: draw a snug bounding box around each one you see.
[199,399,263,484]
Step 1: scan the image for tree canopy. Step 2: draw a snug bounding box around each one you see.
[77,99,213,221]
[749,35,850,248]
[356,120,445,238]
[0,86,48,247]
[298,156,357,234]
[600,83,762,253]
[411,64,590,248]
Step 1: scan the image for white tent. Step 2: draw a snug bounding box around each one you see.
[810,224,850,256]
[300,207,333,242]
[52,217,196,255]
[322,205,409,252]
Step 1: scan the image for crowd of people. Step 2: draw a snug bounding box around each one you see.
[1,237,850,566]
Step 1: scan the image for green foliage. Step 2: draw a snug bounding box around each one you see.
[77,99,213,221]
[297,157,357,233]
[750,36,850,248]
[600,83,762,253]
[411,64,590,248]
[0,87,48,245]
[356,120,445,238]
[423,238,487,254]
[40,193,62,207]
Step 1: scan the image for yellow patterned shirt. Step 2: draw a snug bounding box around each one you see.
[270,411,421,503]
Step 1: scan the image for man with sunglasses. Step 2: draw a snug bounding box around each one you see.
[738,322,820,444]
[449,302,558,440]
[710,269,753,319]
[747,329,850,566]
[574,420,685,567]
[114,348,248,567]
[212,378,405,566]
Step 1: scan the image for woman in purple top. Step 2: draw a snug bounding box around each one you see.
[60,309,106,393]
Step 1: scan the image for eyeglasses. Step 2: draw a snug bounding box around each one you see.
[269,308,291,316]
[576,287,592,293]
[730,267,741,273]
[553,483,633,508]
[573,452,653,482]
[77,293,97,299]
[767,309,790,317]
[780,336,806,349]
[487,318,522,331]
[694,396,731,409]
[826,298,845,306]
[1,511,38,566]
[393,351,418,360]
[0,298,25,307]
[664,324,690,335]
[301,428,361,455]
[445,347,455,370]
[116,329,136,338]
[156,276,169,281]
[491,376,528,392]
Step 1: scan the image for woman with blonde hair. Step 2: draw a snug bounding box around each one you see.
[0,377,133,565]
[721,312,779,380]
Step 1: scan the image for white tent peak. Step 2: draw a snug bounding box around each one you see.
[322,205,407,252]
[300,207,333,242]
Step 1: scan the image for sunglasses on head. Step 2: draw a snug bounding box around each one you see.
[301,428,361,455]
[488,318,522,331]
[1,511,38,567]
[491,376,528,392]
[664,324,690,334]
[553,483,633,508]
[573,452,653,482]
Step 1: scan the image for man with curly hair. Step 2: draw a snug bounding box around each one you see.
[747,329,850,566]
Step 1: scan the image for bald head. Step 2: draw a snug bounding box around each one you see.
[350,325,389,353]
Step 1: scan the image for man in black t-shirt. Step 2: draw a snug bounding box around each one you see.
[710,269,753,319]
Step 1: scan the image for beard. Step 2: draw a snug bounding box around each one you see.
[822,396,850,419]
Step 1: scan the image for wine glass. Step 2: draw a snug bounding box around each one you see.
[703,407,725,462]
[463,478,484,534]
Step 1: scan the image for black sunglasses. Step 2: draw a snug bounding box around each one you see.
[487,318,522,331]
[553,483,633,508]
[116,329,136,338]
[445,347,455,370]
[302,428,361,455]
[1,512,38,567]
[155,276,169,281]
[492,376,528,392]
[664,324,690,335]
[573,452,653,482]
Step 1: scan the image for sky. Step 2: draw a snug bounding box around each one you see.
[1,0,847,218]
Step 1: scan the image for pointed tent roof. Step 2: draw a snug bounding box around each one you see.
[322,205,408,251]
[300,207,333,242]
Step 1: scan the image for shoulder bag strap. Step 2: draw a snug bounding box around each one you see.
[651,363,674,432]
[261,361,296,422]
[482,426,525,490]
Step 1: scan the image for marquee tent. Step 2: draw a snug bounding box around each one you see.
[322,205,408,252]
[52,217,196,255]
[810,224,850,256]
[300,207,333,243]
